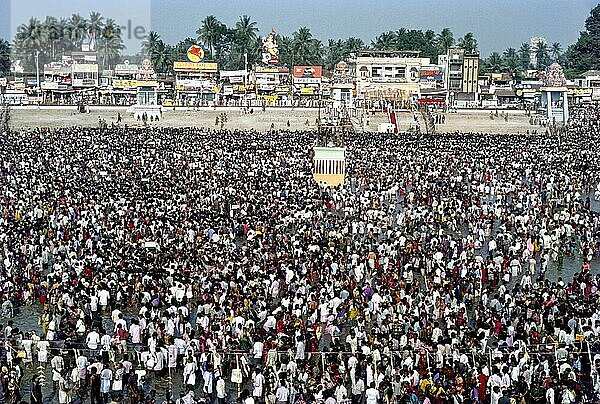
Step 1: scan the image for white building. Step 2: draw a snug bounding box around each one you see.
[353,50,430,106]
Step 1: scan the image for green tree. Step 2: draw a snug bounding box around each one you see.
[324,39,343,71]
[437,27,455,54]
[421,29,439,60]
[503,47,520,77]
[67,13,88,50]
[518,42,531,71]
[87,11,104,50]
[343,37,364,57]
[41,16,63,59]
[484,52,503,73]
[141,31,173,72]
[371,31,397,50]
[458,32,478,53]
[98,18,124,69]
[275,34,293,67]
[323,36,363,71]
[231,15,259,67]
[550,42,562,62]
[535,41,550,69]
[291,27,322,65]
[0,39,10,75]
[196,15,225,60]
[142,31,162,58]
[568,3,600,72]
[14,17,45,71]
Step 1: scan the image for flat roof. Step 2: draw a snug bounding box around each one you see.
[356,50,421,57]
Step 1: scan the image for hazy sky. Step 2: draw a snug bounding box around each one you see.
[2,0,598,56]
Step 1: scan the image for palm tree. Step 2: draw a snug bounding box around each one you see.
[422,29,438,59]
[87,11,105,51]
[343,37,364,57]
[55,18,72,55]
[98,18,124,69]
[395,28,407,50]
[67,14,88,50]
[196,15,224,59]
[371,31,397,50]
[458,32,478,53]
[276,34,293,67]
[437,28,455,54]
[142,31,162,58]
[233,15,258,61]
[291,27,322,65]
[486,52,504,72]
[41,16,61,59]
[0,39,10,75]
[551,42,562,61]
[324,39,342,71]
[14,17,44,71]
[503,47,520,77]
[151,41,173,73]
[518,42,531,70]
[535,41,550,69]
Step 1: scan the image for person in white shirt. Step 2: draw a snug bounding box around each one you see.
[98,288,110,311]
[50,354,64,390]
[365,383,379,404]
[352,378,365,404]
[275,381,290,404]
[183,357,197,387]
[252,368,265,400]
[216,375,227,404]
[546,385,555,404]
[86,329,100,352]
[335,380,348,404]
[253,340,264,367]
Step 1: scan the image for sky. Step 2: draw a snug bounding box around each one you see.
[1,0,598,57]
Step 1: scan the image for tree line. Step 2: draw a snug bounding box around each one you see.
[6,13,125,74]
[1,4,600,78]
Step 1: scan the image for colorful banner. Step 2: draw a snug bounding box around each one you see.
[293,66,322,79]
[419,66,443,82]
[173,61,218,72]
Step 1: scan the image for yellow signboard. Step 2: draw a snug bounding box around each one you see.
[173,61,218,72]
[567,88,592,96]
[300,87,315,95]
[113,79,138,88]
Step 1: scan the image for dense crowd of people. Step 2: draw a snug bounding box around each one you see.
[0,103,599,404]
